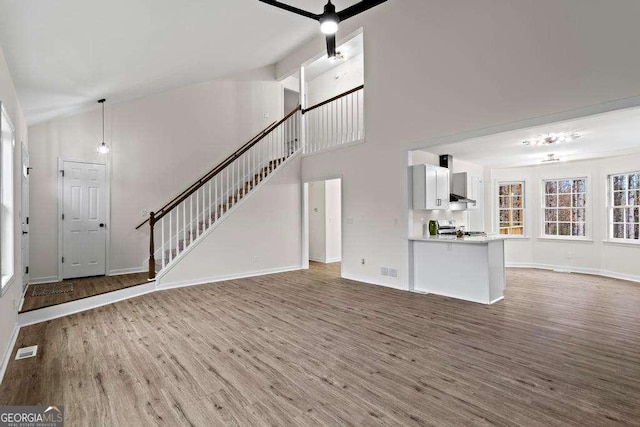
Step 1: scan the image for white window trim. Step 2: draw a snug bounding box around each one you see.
[540,175,592,241]
[495,180,527,238]
[0,101,16,297]
[607,170,640,243]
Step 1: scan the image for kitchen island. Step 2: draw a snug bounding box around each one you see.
[409,235,507,304]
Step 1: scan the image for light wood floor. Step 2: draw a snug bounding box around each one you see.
[21,273,149,312]
[2,263,640,425]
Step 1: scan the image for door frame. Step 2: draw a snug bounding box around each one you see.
[57,157,111,281]
[302,174,344,275]
[21,142,29,291]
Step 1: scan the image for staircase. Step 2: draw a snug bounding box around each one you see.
[137,106,302,280]
[138,84,365,281]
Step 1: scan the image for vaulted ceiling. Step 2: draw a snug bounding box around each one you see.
[0,0,361,125]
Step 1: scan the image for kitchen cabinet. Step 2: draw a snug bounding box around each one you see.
[412,164,450,210]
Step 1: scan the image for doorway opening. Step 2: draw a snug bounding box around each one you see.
[304,178,342,275]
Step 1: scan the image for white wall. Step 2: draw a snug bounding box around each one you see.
[277,0,640,290]
[28,66,284,281]
[308,180,326,262]
[0,44,27,379]
[308,178,342,263]
[158,156,302,286]
[307,54,364,106]
[491,153,640,281]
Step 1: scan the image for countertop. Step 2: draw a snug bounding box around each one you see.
[409,235,508,244]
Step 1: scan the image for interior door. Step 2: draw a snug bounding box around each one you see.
[21,144,29,290]
[62,161,107,279]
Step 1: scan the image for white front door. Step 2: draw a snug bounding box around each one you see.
[21,144,29,290]
[62,161,107,279]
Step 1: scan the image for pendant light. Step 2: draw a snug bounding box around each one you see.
[96,99,110,155]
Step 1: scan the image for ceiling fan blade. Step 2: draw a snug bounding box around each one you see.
[326,33,337,58]
[337,0,388,21]
[258,0,320,21]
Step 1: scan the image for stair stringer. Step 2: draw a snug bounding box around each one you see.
[155,151,303,286]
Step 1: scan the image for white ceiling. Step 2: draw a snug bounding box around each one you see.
[0,0,361,125]
[425,106,640,168]
[304,32,363,81]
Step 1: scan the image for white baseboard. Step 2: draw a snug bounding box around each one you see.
[18,282,157,327]
[108,267,147,276]
[506,263,640,284]
[325,257,342,263]
[158,265,303,291]
[341,272,407,291]
[0,324,20,385]
[28,276,58,285]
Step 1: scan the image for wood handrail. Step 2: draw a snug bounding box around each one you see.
[145,105,302,226]
[136,116,284,230]
[302,85,364,114]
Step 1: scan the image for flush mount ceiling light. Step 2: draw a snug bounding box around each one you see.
[522,131,582,147]
[542,154,561,163]
[96,99,110,155]
[259,0,387,57]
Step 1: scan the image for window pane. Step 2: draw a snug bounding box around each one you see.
[630,174,640,190]
[545,223,558,235]
[512,184,523,196]
[626,224,640,240]
[613,224,625,238]
[613,208,625,222]
[512,210,522,225]
[499,196,509,208]
[613,175,627,191]
[558,195,571,207]
[573,179,586,193]
[545,195,557,208]
[558,209,571,222]
[545,181,557,194]
[559,180,572,193]
[558,223,571,236]
[614,191,627,207]
[499,185,510,196]
[627,207,640,224]
[629,190,638,207]
[545,209,557,222]
[572,223,586,237]
[572,193,586,207]
[512,196,522,208]
[500,211,509,222]
[572,208,586,222]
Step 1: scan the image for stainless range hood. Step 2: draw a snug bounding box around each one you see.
[439,155,477,204]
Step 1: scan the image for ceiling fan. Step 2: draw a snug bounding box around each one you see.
[259,0,388,57]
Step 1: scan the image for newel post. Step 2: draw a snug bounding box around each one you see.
[148,211,156,281]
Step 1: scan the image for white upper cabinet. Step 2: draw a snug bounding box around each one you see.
[412,164,450,210]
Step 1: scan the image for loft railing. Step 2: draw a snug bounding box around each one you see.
[302,84,364,155]
[144,106,302,279]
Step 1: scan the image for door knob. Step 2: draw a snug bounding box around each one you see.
[99,223,105,228]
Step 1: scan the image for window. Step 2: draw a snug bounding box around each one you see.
[610,172,640,241]
[1,103,15,293]
[543,178,587,238]
[498,182,525,235]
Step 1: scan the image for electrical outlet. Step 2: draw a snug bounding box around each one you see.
[389,268,398,278]
[264,112,270,119]
[380,267,389,276]
[361,258,365,265]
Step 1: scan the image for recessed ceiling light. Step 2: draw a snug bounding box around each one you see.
[542,154,561,163]
[522,131,582,147]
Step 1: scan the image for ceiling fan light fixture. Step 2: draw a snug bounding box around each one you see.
[320,18,339,34]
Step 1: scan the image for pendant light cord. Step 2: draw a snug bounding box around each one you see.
[98,98,106,144]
